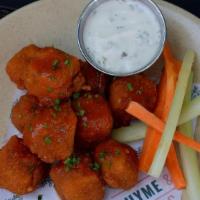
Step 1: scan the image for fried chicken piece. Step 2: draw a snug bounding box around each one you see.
[50,154,104,200]
[72,94,113,147]
[11,94,39,132]
[6,45,85,105]
[0,136,48,195]
[23,103,77,163]
[6,45,39,89]
[94,139,138,189]
[109,74,157,127]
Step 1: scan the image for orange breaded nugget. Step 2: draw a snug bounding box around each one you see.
[109,74,157,127]
[95,139,139,189]
[0,136,48,195]
[11,94,39,132]
[50,154,104,200]
[23,103,77,163]
[7,45,85,105]
[72,94,113,147]
[6,45,39,89]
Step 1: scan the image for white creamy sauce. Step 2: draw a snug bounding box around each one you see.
[83,0,162,74]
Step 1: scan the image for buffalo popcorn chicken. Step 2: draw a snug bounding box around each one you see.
[72,93,113,147]
[50,154,105,200]
[23,102,77,163]
[0,136,48,195]
[95,139,139,189]
[7,45,85,105]
[109,74,157,127]
[11,94,39,132]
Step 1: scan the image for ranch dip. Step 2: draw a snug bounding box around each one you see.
[83,0,162,74]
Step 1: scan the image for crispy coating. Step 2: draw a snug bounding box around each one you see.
[0,136,48,195]
[11,94,39,132]
[94,139,138,189]
[72,94,113,147]
[6,45,40,89]
[109,75,157,126]
[80,61,108,95]
[50,155,104,200]
[6,45,85,104]
[23,103,77,163]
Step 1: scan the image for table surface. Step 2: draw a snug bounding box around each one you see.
[0,0,199,19]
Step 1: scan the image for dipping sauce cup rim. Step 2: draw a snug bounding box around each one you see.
[77,0,166,77]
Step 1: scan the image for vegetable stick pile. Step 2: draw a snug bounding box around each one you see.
[112,43,200,197]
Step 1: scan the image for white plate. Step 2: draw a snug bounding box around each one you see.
[0,0,200,199]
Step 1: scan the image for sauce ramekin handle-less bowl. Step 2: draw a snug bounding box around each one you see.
[77,0,166,76]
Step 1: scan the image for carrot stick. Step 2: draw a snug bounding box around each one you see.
[139,43,185,188]
[126,101,200,153]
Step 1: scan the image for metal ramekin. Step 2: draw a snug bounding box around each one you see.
[77,0,166,76]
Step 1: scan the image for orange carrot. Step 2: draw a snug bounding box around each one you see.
[126,101,200,153]
[139,43,185,189]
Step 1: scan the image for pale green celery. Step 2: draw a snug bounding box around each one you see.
[148,50,195,178]
[179,96,200,125]
[112,122,146,143]
[179,72,200,200]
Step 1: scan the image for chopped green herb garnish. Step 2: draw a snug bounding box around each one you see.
[55,98,61,105]
[82,121,88,128]
[115,149,121,156]
[52,59,60,70]
[76,109,85,117]
[47,87,53,93]
[38,194,43,200]
[28,124,33,132]
[64,155,80,170]
[99,151,107,160]
[64,59,71,66]
[54,104,61,112]
[91,162,101,171]
[73,92,80,100]
[43,123,48,129]
[44,136,52,145]
[127,83,133,91]
[84,93,92,99]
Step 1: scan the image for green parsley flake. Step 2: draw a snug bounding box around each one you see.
[91,162,101,171]
[73,92,80,100]
[115,149,121,156]
[54,104,61,112]
[127,83,133,91]
[52,59,60,70]
[55,98,61,105]
[47,87,53,93]
[43,123,48,129]
[99,151,107,160]
[77,109,85,117]
[64,59,71,66]
[64,155,80,170]
[44,136,52,145]
[28,124,33,132]
[38,194,43,200]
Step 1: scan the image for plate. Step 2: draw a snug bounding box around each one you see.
[0,0,199,199]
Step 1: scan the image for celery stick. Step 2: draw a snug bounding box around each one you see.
[179,73,200,200]
[112,122,146,143]
[148,50,195,178]
[179,96,200,125]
